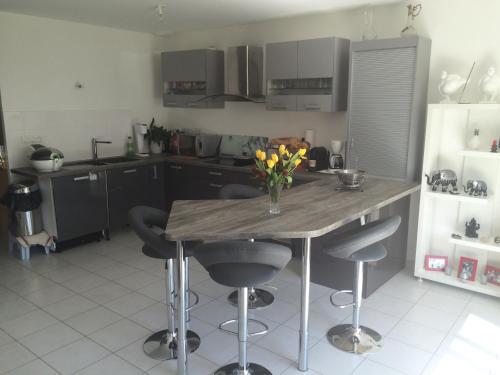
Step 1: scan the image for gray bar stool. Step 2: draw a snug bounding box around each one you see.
[195,240,292,375]
[128,206,201,360]
[219,184,275,309]
[323,215,401,354]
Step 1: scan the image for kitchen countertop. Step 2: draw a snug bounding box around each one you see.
[165,176,420,241]
[10,154,319,181]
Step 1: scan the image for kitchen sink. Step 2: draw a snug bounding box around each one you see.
[86,160,108,166]
[68,156,141,167]
[98,156,141,164]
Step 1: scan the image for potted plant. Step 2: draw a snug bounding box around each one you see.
[146,118,169,154]
[254,145,307,214]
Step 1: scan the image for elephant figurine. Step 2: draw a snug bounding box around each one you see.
[425,169,458,194]
[463,180,488,197]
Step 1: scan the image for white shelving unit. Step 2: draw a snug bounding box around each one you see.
[415,104,500,297]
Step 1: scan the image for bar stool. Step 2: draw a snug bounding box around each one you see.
[219,184,275,309]
[323,215,401,354]
[195,240,292,375]
[128,206,201,360]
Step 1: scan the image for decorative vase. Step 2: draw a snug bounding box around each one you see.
[361,8,377,41]
[268,182,283,215]
[438,71,466,104]
[479,66,500,103]
[150,141,163,154]
[467,128,480,150]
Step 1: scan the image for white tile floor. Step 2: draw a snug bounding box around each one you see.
[1,230,500,374]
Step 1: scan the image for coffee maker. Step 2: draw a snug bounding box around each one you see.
[133,124,149,156]
[329,140,344,170]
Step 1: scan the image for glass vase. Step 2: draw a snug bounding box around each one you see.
[268,182,283,215]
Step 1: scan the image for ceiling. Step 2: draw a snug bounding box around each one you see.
[0,0,399,35]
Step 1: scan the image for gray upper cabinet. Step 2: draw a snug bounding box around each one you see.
[298,38,334,78]
[265,37,349,112]
[266,41,298,79]
[347,37,431,181]
[163,50,207,82]
[161,49,224,109]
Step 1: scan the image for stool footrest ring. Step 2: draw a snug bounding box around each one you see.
[171,289,199,312]
[186,289,199,312]
[218,318,269,337]
[330,290,354,309]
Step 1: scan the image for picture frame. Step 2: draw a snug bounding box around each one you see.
[484,265,500,286]
[457,256,478,281]
[424,255,448,271]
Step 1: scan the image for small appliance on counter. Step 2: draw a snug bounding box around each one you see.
[308,147,330,171]
[169,132,197,155]
[329,139,344,170]
[133,124,149,156]
[28,144,64,172]
[195,134,221,157]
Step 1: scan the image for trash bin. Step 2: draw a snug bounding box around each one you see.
[7,180,43,236]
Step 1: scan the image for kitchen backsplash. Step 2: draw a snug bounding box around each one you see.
[4,110,135,169]
[219,135,268,156]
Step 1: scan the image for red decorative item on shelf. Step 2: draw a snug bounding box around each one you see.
[484,265,500,286]
[424,255,448,271]
[491,139,498,153]
[457,256,478,281]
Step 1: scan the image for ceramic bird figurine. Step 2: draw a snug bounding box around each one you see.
[439,71,466,103]
[479,67,500,103]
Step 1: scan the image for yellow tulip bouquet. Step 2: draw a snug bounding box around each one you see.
[254,145,307,214]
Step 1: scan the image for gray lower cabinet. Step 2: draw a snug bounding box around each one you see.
[52,171,108,242]
[165,162,265,209]
[107,164,164,230]
[164,162,309,210]
[147,163,166,211]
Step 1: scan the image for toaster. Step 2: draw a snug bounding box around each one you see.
[195,134,221,157]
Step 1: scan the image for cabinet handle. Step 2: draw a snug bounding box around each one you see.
[208,171,223,176]
[271,105,288,110]
[187,102,201,107]
[123,169,137,174]
[169,165,183,170]
[73,175,90,181]
[305,105,321,110]
[166,101,177,105]
[153,165,158,180]
[209,183,223,188]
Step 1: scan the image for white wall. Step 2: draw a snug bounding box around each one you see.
[0,12,166,168]
[162,0,500,145]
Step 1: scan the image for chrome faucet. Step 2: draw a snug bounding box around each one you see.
[91,138,112,160]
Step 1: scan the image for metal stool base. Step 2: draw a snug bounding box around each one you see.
[227,289,274,309]
[143,329,200,360]
[327,324,382,354]
[214,362,272,375]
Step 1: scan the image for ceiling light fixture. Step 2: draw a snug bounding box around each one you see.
[156,4,167,20]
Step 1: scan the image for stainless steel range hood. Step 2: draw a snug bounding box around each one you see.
[226,45,264,102]
[196,45,265,104]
